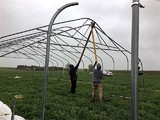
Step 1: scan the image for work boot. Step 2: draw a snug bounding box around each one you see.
[91,97,95,103]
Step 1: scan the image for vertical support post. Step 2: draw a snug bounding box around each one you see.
[131,0,140,120]
[41,2,78,120]
[11,97,16,120]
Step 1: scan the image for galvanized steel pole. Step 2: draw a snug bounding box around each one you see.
[131,0,140,120]
[41,2,78,120]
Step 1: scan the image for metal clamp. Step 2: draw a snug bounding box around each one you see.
[131,2,145,8]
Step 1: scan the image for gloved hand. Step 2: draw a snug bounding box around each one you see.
[93,61,97,68]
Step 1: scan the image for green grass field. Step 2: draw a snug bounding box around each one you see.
[0,68,160,120]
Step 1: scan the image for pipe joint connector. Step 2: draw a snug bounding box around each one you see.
[131,2,145,8]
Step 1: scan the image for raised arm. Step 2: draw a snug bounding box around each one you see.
[92,61,97,69]
[75,60,81,70]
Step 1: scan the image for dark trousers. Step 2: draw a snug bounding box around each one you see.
[71,80,77,93]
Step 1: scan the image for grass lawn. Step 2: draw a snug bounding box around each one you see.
[0,68,160,120]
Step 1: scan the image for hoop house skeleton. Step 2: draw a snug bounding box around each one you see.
[0,17,133,69]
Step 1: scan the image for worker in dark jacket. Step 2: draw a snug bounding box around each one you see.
[69,61,80,94]
[92,62,103,102]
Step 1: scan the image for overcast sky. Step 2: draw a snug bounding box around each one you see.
[0,0,160,70]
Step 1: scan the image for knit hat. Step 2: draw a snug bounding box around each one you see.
[97,63,101,70]
[69,64,74,69]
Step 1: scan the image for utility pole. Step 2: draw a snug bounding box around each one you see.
[131,0,144,120]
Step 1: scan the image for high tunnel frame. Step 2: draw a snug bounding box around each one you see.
[0,17,134,70]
